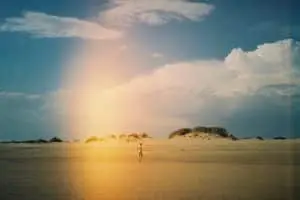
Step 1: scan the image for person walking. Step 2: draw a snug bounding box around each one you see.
[137,141,143,162]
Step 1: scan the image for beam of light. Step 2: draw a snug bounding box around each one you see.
[61,38,145,199]
[61,39,145,140]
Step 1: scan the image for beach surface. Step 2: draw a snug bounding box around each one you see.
[0,139,299,200]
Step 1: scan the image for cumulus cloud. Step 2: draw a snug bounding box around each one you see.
[105,39,298,99]
[101,0,215,26]
[0,12,122,40]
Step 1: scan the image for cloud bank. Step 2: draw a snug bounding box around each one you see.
[0,39,299,139]
[0,12,122,40]
[101,0,214,26]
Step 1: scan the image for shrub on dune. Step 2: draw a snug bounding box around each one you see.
[119,134,127,139]
[273,136,286,140]
[49,137,63,143]
[140,132,151,138]
[229,134,238,141]
[169,128,192,139]
[128,133,139,139]
[108,134,117,139]
[169,126,237,140]
[256,136,264,140]
[85,136,103,143]
[117,132,151,142]
[37,139,48,143]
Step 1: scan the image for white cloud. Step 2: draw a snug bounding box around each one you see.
[108,39,297,99]
[0,1,214,39]
[0,12,122,40]
[101,0,215,26]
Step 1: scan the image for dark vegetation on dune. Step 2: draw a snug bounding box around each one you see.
[0,132,291,144]
[0,133,153,144]
[49,137,63,143]
[242,136,264,140]
[273,136,287,140]
[85,136,105,143]
[85,132,151,143]
[169,126,238,140]
[0,137,64,144]
[255,136,264,140]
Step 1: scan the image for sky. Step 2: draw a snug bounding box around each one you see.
[0,0,299,140]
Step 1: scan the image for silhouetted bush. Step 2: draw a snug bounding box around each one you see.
[140,132,150,138]
[128,133,139,139]
[229,134,238,141]
[23,140,37,144]
[85,136,103,143]
[192,126,229,137]
[117,132,151,142]
[0,139,49,144]
[273,136,286,140]
[169,126,236,140]
[169,128,192,139]
[109,134,117,139]
[36,139,48,143]
[49,137,63,143]
[192,126,207,132]
[119,134,127,139]
[256,136,264,140]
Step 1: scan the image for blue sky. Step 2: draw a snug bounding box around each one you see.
[0,0,299,140]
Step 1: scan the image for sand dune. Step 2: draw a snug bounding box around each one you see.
[0,139,299,200]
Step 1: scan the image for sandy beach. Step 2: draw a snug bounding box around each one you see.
[0,139,299,200]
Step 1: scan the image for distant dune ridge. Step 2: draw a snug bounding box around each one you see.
[0,130,292,144]
[168,126,238,140]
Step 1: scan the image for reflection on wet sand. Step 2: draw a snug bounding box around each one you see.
[68,142,137,200]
